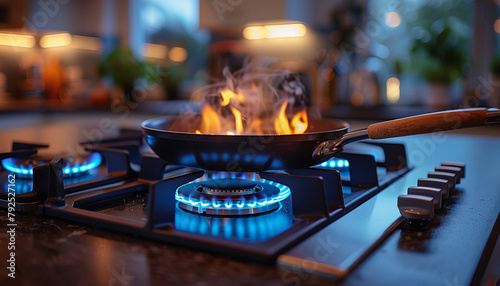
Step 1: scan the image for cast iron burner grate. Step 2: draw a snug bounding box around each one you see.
[0,130,145,211]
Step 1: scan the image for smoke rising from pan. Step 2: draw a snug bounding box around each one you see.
[185,66,309,135]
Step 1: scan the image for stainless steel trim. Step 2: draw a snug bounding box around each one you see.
[277,165,429,279]
[487,108,500,124]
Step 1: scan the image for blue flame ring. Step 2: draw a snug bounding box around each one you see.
[1,153,102,176]
[176,178,291,212]
[316,158,349,169]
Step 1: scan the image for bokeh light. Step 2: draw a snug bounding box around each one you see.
[168,47,188,62]
[385,12,402,28]
[494,19,500,33]
[386,77,400,103]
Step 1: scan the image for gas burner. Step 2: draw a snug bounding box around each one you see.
[175,173,291,216]
[1,153,102,178]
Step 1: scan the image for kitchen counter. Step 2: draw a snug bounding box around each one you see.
[1,149,499,286]
[0,111,499,285]
[3,192,496,286]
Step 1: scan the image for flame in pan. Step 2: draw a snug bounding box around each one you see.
[274,101,308,135]
[220,89,245,106]
[196,88,308,135]
[290,109,308,134]
[275,101,292,134]
[198,105,221,134]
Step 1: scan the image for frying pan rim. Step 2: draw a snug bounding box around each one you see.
[141,115,350,142]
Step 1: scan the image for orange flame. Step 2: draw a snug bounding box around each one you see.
[274,101,308,135]
[275,101,292,134]
[197,89,308,135]
[230,106,244,134]
[246,118,263,134]
[291,109,308,134]
[220,89,245,106]
[198,105,221,134]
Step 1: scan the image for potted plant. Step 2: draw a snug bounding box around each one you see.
[98,48,158,102]
[409,21,468,108]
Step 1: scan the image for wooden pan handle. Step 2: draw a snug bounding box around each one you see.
[367,108,489,140]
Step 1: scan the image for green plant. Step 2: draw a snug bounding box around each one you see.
[410,23,468,84]
[98,48,159,101]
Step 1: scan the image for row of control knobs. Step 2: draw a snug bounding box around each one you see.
[398,162,466,220]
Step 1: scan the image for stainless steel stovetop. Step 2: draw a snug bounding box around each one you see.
[0,115,499,286]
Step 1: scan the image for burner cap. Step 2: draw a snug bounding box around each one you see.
[200,179,258,195]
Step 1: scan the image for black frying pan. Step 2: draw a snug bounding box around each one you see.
[142,108,499,172]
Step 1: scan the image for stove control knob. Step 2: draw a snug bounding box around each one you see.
[408,186,443,209]
[418,178,449,199]
[398,195,435,219]
[435,166,462,184]
[428,172,457,191]
[441,162,465,179]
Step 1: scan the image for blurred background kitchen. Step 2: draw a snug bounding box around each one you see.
[0,0,498,121]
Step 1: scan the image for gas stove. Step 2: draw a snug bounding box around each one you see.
[0,119,499,285]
